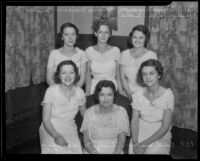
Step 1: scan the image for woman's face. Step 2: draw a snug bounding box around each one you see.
[59,64,76,86]
[132,30,146,48]
[62,27,77,47]
[142,66,160,87]
[95,25,110,44]
[99,87,114,108]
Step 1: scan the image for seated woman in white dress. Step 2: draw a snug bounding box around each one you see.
[85,19,124,96]
[80,80,130,154]
[129,59,174,154]
[39,60,86,154]
[120,25,158,101]
[46,23,87,88]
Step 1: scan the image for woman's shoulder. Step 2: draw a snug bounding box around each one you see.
[145,50,158,59]
[85,106,95,116]
[132,88,145,99]
[121,49,130,55]
[48,49,63,60]
[85,46,95,58]
[75,86,85,94]
[114,104,127,113]
[163,87,174,97]
[46,84,59,93]
[120,49,130,62]
[76,47,86,55]
[111,46,120,52]
[50,48,61,54]
[85,46,94,52]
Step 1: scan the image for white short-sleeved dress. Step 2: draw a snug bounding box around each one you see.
[85,46,121,94]
[119,49,158,93]
[47,47,87,74]
[80,105,130,154]
[39,84,86,154]
[129,88,174,154]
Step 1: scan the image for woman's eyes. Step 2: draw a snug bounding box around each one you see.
[133,36,144,39]
[98,31,109,34]
[64,33,76,36]
[60,72,75,74]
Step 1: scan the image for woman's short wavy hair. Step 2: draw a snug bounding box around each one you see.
[128,25,150,48]
[137,59,164,87]
[54,60,79,84]
[92,19,112,36]
[94,80,117,104]
[59,23,79,47]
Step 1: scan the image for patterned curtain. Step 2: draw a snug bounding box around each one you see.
[6,6,55,92]
[148,2,198,131]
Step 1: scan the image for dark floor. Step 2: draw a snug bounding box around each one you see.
[6,135,41,154]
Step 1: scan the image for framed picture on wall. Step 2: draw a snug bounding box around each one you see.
[93,6,118,31]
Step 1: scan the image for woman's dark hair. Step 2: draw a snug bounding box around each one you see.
[137,59,164,87]
[59,23,79,47]
[94,80,117,104]
[128,25,150,48]
[92,19,112,36]
[54,60,79,84]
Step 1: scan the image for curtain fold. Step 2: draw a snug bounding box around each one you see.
[148,2,198,131]
[6,6,55,92]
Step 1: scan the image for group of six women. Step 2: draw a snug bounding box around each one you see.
[39,19,174,155]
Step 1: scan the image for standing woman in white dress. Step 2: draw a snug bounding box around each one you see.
[120,25,158,101]
[85,19,124,96]
[46,23,87,88]
[39,60,86,154]
[129,59,174,154]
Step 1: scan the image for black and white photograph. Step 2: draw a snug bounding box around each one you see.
[2,1,198,159]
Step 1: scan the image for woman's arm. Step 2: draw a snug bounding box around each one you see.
[113,132,126,154]
[131,109,140,146]
[138,109,173,148]
[42,103,68,146]
[83,129,98,154]
[79,105,86,117]
[116,62,125,95]
[46,68,55,86]
[120,65,133,100]
[77,62,86,88]
[85,61,92,96]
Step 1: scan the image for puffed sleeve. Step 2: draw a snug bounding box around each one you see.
[131,92,142,112]
[80,108,92,133]
[117,107,130,136]
[76,87,86,107]
[79,49,88,65]
[166,89,174,111]
[147,50,158,60]
[47,50,56,69]
[85,46,92,61]
[119,50,126,65]
[41,86,55,106]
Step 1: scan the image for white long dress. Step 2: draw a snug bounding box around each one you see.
[80,105,130,154]
[39,85,86,154]
[85,46,121,94]
[119,49,157,93]
[129,88,174,154]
